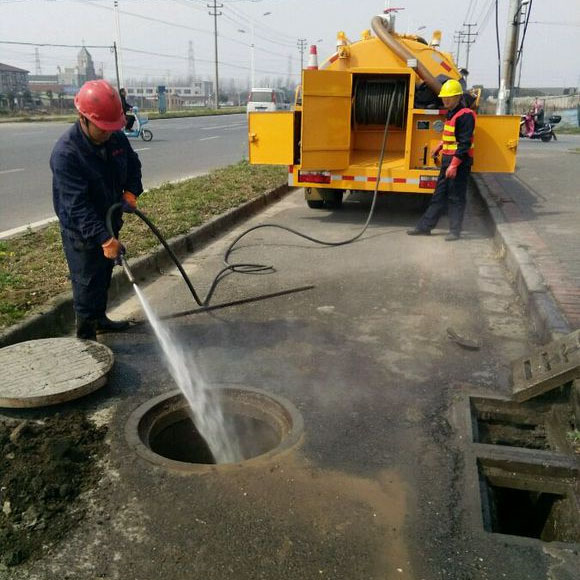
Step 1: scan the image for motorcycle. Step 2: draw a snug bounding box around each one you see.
[519,113,560,142]
[123,107,153,142]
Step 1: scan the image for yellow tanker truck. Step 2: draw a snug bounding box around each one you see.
[248,13,520,209]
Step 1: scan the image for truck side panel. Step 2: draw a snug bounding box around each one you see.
[248,111,295,166]
[301,70,352,170]
[472,115,520,173]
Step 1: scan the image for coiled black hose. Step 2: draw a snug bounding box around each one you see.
[106,94,395,309]
[353,78,407,127]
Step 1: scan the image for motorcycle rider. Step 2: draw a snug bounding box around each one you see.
[524,97,545,137]
[50,80,142,340]
[119,87,136,131]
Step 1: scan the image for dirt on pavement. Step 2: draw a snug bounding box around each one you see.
[0,411,107,568]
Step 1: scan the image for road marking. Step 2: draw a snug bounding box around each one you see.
[133,147,150,152]
[0,168,24,175]
[200,123,246,130]
[199,136,220,141]
[0,216,58,241]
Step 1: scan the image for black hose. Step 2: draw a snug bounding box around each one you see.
[106,95,395,309]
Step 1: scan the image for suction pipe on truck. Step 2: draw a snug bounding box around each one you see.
[371,16,443,96]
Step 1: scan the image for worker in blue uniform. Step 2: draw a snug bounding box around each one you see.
[50,80,143,340]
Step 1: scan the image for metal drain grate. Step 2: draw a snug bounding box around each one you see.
[512,330,580,402]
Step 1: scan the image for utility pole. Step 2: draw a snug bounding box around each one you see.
[460,23,477,71]
[113,0,124,88]
[208,0,223,109]
[453,30,462,66]
[497,0,521,114]
[297,38,307,74]
[112,42,121,90]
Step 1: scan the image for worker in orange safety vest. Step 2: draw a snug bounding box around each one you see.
[407,79,476,241]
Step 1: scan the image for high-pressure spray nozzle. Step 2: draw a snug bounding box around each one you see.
[120,254,136,285]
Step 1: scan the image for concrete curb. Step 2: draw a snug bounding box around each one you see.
[471,174,571,343]
[0,184,292,348]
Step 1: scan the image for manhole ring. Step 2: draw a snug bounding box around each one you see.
[0,338,114,408]
[125,387,304,472]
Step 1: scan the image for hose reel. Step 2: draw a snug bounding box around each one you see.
[353,77,408,127]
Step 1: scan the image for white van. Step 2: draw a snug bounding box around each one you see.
[246,88,289,115]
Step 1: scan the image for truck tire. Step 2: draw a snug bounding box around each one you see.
[307,200,325,209]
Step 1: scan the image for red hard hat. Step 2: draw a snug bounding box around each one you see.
[74,80,125,131]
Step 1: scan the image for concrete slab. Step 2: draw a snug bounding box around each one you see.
[0,338,113,408]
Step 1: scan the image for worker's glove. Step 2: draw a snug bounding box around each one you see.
[445,156,462,179]
[102,237,125,263]
[122,191,138,213]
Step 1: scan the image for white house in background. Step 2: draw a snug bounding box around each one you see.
[126,80,214,107]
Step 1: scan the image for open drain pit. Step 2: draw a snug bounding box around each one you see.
[126,387,303,471]
[470,393,575,453]
[478,460,580,544]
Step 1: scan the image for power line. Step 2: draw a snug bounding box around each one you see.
[494,0,501,89]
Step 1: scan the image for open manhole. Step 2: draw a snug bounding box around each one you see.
[478,460,580,544]
[126,387,303,471]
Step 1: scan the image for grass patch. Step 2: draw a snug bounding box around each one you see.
[556,126,580,134]
[0,161,286,329]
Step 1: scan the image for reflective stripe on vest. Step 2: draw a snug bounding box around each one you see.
[441,108,476,157]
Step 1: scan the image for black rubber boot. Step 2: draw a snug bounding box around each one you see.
[96,316,130,333]
[76,317,97,340]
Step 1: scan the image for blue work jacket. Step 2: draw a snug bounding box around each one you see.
[50,121,143,246]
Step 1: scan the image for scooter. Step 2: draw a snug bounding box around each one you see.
[519,113,560,142]
[124,107,153,142]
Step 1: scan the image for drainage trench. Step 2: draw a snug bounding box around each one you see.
[464,378,580,545]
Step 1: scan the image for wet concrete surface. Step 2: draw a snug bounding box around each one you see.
[5,189,579,579]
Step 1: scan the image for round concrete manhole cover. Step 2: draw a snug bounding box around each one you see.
[0,338,114,408]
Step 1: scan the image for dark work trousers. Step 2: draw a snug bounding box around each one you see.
[416,159,471,235]
[60,229,114,321]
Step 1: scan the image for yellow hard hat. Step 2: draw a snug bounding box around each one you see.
[438,79,463,98]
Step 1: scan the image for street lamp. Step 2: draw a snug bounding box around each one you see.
[238,11,272,88]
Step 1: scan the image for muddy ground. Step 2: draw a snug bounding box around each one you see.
[0,412,106,568]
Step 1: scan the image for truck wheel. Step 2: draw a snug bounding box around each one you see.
[307,200,324,209]
[540,133,552,142]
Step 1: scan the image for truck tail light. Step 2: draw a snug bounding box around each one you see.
[298,171,331,184]
[419,175,438,189]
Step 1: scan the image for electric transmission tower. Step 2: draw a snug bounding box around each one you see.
[188,40,196,84]
[34,47,42,75]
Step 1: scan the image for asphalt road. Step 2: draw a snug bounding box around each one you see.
[13,186,566,579]
[0,114,248,234]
